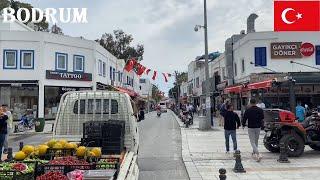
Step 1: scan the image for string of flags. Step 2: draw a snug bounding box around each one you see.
[124,58,172,83]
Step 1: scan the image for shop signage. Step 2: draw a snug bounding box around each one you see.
[46,70,92,81]
[271,42,315,59]
[271,42,302,59]
[300,43,315,57]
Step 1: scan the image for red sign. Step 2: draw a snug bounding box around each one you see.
[274,0,320,31]
[300,43,315,56]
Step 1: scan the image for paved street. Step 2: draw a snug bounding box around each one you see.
[172,111,320,180]
[138,111,189,180]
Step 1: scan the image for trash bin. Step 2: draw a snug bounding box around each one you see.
[35,118,45,132]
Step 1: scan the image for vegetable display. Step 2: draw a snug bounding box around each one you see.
[36,171,68,180]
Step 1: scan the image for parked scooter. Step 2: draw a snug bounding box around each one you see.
[15,113,35,132]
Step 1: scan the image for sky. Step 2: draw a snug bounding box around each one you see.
[21,0,273,94]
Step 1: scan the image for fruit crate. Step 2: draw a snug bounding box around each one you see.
[36,163,95,176]
[0,170,34,180]
[0,161,38,180]
[41,148,76,160]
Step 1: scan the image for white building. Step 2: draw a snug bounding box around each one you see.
[0,20,141,120]
[214,14,320,110]
[187,61,206,105]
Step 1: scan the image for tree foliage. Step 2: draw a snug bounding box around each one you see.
[96,30,144,61]
[169,71,188,100]
[0,0,49,31]
[152,84,162,103]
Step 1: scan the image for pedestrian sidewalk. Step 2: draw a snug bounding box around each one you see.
[171,111,320,180]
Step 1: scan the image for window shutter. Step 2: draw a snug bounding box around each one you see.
[316,46,320,65]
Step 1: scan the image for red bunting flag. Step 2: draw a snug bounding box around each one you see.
[162,73,168,83]
[136,63,146,76]
[152,71,157,80]
[145,69,151,75]
[124,58,137,72]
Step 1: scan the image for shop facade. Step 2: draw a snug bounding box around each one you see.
[0,20,141,121]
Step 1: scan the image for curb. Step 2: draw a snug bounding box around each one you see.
[170,110,203,180]
[10,131,53,136]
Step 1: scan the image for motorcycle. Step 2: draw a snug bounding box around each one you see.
[15,115,35,132]
[157,110,161,117]
[182,111,193,128]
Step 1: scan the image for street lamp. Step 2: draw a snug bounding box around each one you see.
[195,0,212,130]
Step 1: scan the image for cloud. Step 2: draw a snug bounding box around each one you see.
[20,0,273,93]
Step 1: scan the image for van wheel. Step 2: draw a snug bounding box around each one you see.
[280,133,305,157]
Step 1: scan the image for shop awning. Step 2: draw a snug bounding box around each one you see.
[115,87,138,97]
[247,79,273,90]
[224,85,243,93]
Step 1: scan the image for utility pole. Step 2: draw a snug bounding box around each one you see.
[202,0,212,130]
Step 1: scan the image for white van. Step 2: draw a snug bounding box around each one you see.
[53,91,139,180]
[159,101,167,112]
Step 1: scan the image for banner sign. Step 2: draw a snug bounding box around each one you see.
[271,42,315,59]
[46,70,92,81]
[271,42,302,59]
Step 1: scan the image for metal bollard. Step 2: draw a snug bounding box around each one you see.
[19,142,24,151]
[219,168,227,180]
[277,142,290,163]
[233,150,246,173]
[6,147,13,162]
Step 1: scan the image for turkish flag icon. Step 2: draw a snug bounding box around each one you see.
[274,0,320,31]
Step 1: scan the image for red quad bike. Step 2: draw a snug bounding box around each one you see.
[263,109,320,157]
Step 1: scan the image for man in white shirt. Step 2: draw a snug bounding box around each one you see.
[2,104,12,154]
[256,99,266,109]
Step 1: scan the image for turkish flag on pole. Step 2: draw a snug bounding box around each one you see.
[162,73,168,83]
[274,0,320,31]
[152,71,157,80]
[136,63,146,76]
[124,59,137,72]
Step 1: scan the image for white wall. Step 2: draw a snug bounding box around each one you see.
[233,31,320,83]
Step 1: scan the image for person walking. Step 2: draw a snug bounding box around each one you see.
[242,99,264,162]
[296,102,306,123]
[2,104,12,154]
[0,107,8,161]
[224,104,241,154]
[219,100,230,126]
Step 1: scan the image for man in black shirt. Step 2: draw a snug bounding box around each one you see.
[224,104,241,153]
[0,107,8,161]
[242,99,264,162]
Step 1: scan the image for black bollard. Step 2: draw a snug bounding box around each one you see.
[6,147,13,162]
[278,142,290,163]
[233,150,246,173]
[19,142,24,151]
[219,168,227,180]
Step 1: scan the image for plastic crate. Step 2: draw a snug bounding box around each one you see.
[101,138,124,155]
[101,121,125,138]
[41,148,75,160]
[36,163,95,176]
[81,138,101,147]
[0,161,37,180]
[83,121,105,139]
[0,170,34,180]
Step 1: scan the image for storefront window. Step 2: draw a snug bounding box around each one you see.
[44,86,91,119]
[0,85,38,120]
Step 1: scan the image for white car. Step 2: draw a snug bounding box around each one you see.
[159,101,167,112]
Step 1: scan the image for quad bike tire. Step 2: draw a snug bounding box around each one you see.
[309,144,320,151]
[263,134,280,153]
[279,133,305,157]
